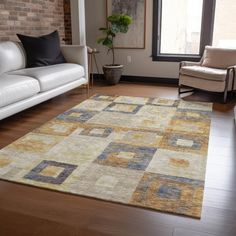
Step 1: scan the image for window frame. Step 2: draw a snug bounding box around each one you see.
[152,0,216,62]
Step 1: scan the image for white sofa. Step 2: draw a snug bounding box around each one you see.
[0,41,88,120]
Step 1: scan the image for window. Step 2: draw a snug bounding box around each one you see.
[213,0,236,47]
[152,0,216,61]
[160,0,203,55]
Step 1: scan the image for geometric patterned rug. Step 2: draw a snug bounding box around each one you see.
[0,95,212,218]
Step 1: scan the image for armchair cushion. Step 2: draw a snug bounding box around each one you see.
[202,46,236,69]
[180,66,227,82]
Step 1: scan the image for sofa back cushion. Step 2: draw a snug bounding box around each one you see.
[17,31,66,68]
[202,46,236,69]
[0,41,26,75]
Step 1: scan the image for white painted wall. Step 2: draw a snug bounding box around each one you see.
[70,0,86,45]
[85,0,179,79]
[213,0,236,47]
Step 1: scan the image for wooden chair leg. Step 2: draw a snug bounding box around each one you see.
[224,89,228,103]
[90,55,94,88]
[93,53,100,84]
[178,85,181,97]
[178,85,195,96]
[86,83,90,98]
[88,53,93,89]
[224,71,231,103]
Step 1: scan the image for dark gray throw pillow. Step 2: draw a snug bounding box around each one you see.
[17,31,66,68]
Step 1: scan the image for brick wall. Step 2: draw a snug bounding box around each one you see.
[0,0,72,43]
[64,0,72,44]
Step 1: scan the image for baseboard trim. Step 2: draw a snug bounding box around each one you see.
[121,75,178,85]
[92,74,179,85]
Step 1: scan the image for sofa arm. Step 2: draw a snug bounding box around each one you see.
[60,45,88,81]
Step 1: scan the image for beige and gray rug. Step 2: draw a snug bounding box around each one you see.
[0,95,212,218]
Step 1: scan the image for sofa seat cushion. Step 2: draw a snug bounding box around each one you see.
[10,63,84,92]
[0,74,40,108]
[180,66,227,81]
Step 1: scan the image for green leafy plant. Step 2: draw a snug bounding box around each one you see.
[97,14,132,65]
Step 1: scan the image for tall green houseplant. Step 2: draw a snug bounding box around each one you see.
[97,14,132,65]
[97,14,132,85]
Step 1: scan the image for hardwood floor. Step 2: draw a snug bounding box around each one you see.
[0,81,235,236]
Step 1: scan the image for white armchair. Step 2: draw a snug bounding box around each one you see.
[179,46,236,103]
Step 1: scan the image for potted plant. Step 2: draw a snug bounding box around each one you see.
[97,14,132,85]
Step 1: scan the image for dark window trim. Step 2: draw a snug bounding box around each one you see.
[152,0,216,62]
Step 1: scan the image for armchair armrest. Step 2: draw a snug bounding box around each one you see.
[227,65,236,70]
[180,61,201,69]
[60,45,88,81]
[226,65,236,92]
[226,65,236,76]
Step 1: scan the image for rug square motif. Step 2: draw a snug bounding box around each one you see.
[80,127,113,138]
[0,153,11,169]
[178,100,212,111]
[0,155,53,182]
[92,94,116,101]
[87,111,139,130]
[159,132,209,155]
[114,131,163,148]
[147,149,206,180]
[94,142,157,171]
[137,105,176,117]
[74,99,112,111]
[45,135,110,166]
[24,160,77,185]
[168,118,210,134]
[6,133,63,153]
[104,102,142,114]
[136,105,176,130]
[57,109,98,123]
[174,109,211,121]
[34,119,78,136]
[114,96,149,105]
[0,94,212,218]
[69,164,144,203]
[130,173,204,218]
[149,98,178,107]
[0,152,19,176]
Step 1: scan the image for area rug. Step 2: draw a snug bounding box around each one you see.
[0,95,212,218]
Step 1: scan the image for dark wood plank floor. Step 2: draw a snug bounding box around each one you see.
[0,81,236,236]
